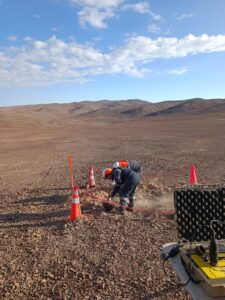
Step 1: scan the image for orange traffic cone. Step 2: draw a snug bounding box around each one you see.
[87,167,95,188]
[189,164,198,185]
[70,185,81,221]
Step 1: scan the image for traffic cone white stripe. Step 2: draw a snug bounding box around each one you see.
[72,197,80,204]
[70,185,81,221]
[87,167,95,188]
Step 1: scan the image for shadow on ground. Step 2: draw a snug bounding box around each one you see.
[0,209,69,223]
[14,194,69,205]
[1,194,70,230]
[0,219,67,230]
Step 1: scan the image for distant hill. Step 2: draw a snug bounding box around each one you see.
[146,98,225,116]
[1,98,225,126]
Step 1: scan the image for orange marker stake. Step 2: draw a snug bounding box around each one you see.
[68,154,74,189]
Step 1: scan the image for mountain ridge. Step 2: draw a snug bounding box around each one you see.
[1,98,225,125]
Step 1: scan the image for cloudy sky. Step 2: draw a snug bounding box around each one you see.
[0,0,225,106]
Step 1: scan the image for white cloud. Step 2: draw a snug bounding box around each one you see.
[69,0,161,29]
[122,1,150,14]
[148,24,160,34]
[78,7,115,28]
[8,35,18,41]
[169,67,188,75]
[69,0,121,9]
[122,1,162,20]
[1,34,225,87]
[152,14,161,21]
[51,27,62,32]
[33,14,41,18]
[70,0,122,28]
[23,36,33,43]
[92,36,103,43]
[177,13,193,21]
[34,41,48,49]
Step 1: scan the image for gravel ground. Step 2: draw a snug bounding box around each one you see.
[0,183,191,300]
[2,110,225,299]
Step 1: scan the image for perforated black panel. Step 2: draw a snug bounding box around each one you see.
[174,187,225,242]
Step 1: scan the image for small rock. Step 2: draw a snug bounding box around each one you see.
[46,272,55,279]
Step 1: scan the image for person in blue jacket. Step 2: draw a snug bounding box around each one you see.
[112,160,142,174]
[102,166,140,215]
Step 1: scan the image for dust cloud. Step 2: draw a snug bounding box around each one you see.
[136,191,174,209]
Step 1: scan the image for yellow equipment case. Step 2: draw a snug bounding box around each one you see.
[174,186,225,297]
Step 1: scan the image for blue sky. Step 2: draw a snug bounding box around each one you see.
[0,0,225,106]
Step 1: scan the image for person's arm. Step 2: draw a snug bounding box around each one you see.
[110,169,122,197]
[110,185,120,198]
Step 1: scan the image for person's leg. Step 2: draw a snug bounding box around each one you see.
[119,197,129,214]
[118,182,132,214]
[119,174,139,214]
[128,185,138,211]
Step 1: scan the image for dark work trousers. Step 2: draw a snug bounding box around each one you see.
[119,171,140,208]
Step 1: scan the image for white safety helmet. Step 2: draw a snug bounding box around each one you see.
[112,162,120,169]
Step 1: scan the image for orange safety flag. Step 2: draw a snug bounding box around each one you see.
[68,154,74,188]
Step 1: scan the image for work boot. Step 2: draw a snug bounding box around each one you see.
[127,198,134,212]
[126,205,134,212]
[118,205,127,215]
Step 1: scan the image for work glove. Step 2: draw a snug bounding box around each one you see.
[110,180,116,186]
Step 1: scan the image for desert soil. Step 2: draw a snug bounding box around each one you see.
[1,110,225,299]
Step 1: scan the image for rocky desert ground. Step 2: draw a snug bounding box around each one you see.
[1,98,225,300]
